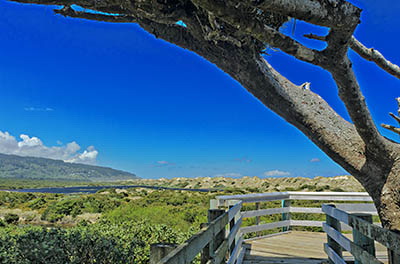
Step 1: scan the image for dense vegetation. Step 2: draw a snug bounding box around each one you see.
[0,221,191,264]
[0,181,369,263]
[0,153,138,181]
[0,188,214,263]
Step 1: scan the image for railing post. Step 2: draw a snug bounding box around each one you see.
[200,222,210,264]
[150,243,178,264]
[326,204,342,264]
[207,209,225,263]
[210,199,219,209]
[351,213,375,264]
[228,201,236,255]
[281,199,291,232]
[255,202,261,236]
[389,249,400,264]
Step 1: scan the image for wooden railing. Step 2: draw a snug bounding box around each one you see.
[153,200,243,264]
[152,191,400,264]
[322,204,400,264]
[216,192,375,236]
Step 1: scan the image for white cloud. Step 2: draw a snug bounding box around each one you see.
[0,131,98,165]
[233,157,252,163]
[214,173,242,178]
[264,170,291,177]
[153,160,175,167]
[310,158,321,163]
[65,147,98,165]
[24,107,54,112]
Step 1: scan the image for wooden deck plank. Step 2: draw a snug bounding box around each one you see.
[243,231,388,264]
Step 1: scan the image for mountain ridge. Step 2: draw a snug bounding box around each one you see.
[0,153,139,181]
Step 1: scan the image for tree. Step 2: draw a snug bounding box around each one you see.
[8,0,400,231]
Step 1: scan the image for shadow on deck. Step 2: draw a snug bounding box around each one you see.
[242,231,388,264]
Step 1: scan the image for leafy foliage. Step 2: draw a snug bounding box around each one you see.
[0,183,365,263]
[0,189,210,263]
[4,214,19,224]
[0,221,191,264]
[41,194,123,222]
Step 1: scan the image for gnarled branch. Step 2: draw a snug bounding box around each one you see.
[351,37,400,79]
[305,34,400,79]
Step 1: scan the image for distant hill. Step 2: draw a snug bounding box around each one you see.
[0,153,139,182]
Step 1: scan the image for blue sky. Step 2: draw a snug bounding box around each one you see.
[0,0,399,179]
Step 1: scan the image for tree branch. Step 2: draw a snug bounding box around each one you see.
[192,0,321,64]
[389,113,400,125]
[305,34,400,79]
[330,57,391,156]
[304,33,325,41]
[382,124,400,135]
[304,30,393,155]
[351,37,400,79]
[242,0,361,29]
[243,57,367,175]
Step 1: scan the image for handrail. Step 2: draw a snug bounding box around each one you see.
[216,191,372,206]
[322,204,400,264]
[156,200,243,264]
[215,192,376,238]
[153,192,380,264]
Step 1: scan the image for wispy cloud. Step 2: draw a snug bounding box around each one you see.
[310,158,321,163]
[214,172,242,178]
[24,107,54,112]
[264,170,291,177]
[153,160,175,167]
[0,131,98,165]
[233,157,252,163]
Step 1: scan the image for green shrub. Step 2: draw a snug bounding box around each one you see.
[0,221,191,264]
[331,187,345,192]
[4,214,19,225]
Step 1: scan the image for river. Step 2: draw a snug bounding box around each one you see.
[3,185,216,194]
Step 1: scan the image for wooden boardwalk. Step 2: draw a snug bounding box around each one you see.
[155,192,399,264]
[242,231,388,264]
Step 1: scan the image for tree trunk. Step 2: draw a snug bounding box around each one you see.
[377,161,400,231]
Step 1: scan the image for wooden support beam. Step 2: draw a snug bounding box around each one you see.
[229,204,236,255]
[255,202,261,237]
[352,213,375,264]
[208,209,226,263]
[389,249,400,264]
[326,204,343,264]
[200,223,210,264]
[281,199,291,232]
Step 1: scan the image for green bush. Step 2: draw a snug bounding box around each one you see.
[4,214,19,225]
[0,221,191,264]
[41,195,123,222]
[331,187,345,192]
